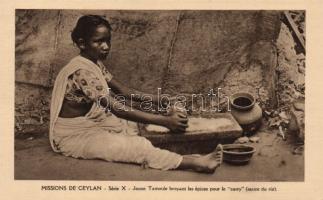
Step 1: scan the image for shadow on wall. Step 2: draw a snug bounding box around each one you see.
[15,10,282,135]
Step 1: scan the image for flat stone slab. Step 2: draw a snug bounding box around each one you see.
[139,113,243,154]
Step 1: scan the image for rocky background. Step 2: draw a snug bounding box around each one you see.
[15,10,304,138]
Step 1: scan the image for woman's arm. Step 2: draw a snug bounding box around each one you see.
[68,69,187,132]
[106,96,188,132]
[108,78,166,106]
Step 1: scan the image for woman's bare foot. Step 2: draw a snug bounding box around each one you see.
[193,144,223,173]
[178,144,223,173]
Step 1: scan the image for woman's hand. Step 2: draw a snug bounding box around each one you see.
[164,112,188,133]
[108,96,189,133]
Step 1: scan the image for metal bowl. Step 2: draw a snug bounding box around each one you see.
[222,144,256,165]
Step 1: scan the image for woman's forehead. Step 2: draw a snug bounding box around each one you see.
[91,25,111,38]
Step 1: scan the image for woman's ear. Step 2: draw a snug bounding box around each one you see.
[77,38,86,50]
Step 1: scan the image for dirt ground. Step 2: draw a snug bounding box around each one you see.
[15,126,303,181]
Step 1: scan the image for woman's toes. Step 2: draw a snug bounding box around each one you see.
[214,144,223,164]
[216,144,223,152]
[215,152,223,161]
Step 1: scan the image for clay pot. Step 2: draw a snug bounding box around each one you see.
[230,92,262,136]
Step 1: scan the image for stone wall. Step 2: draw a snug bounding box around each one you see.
[15,10,281,134]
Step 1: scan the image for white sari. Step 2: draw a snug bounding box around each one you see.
[49,56,182,170]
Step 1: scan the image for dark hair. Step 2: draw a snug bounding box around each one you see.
[71,15,112,44]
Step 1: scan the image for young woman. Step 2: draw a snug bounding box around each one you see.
[50,15,222,173]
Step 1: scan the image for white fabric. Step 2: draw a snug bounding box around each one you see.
[49,56,182,170]
[53,116,182,170]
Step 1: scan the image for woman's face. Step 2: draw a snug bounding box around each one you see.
[82,25,111,62]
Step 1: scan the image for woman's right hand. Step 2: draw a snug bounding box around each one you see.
[164,112,188,133]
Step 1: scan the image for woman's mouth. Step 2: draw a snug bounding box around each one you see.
[99,52,109,59]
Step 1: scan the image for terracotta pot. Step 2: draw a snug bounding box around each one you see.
[230,92,262,136]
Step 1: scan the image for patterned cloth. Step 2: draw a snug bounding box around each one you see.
[64,61,113,104]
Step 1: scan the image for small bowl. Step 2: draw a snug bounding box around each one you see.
[230,92,255,111]
[222,144,256,165]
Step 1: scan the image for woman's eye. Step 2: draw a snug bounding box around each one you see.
[96,39,110,44]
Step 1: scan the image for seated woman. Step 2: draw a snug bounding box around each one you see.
[50,15,222,173]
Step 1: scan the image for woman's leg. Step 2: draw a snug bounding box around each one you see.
[59,131,223,173]
[82,133,182,170]
[178,145,223,173]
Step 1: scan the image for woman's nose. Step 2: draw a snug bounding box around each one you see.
[101,42,110,50]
